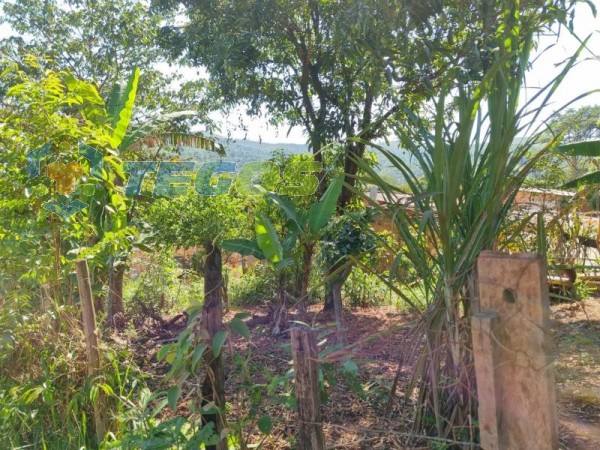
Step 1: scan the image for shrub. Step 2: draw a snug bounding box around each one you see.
[0,307,145,448]
[125,251,178,314]
[228,263,278,306]
[343,267,393,308]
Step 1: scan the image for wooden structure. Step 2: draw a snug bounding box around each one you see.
[291,328,325,450]
[473,251,558,450]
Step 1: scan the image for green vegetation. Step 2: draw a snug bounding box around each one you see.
[1,0,599,448]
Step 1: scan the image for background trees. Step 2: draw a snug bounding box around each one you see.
[151,0,440,204]
[0,0,211,122]
[528,105,600,189]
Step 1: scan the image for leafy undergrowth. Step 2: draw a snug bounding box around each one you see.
[122,300,600,449]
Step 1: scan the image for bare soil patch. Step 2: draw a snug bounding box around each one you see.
[123,299,600,449]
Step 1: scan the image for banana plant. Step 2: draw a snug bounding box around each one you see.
[80,68,225,325]
[223,175,344,316]
[560,139,600,188]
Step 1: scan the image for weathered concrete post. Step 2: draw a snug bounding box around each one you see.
[473,251,558,450]
[291,327,325,450]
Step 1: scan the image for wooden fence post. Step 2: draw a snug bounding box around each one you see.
[75,260,108,443]
[471,311,501,448]
[291,328,325,450]
[474,251,558,450]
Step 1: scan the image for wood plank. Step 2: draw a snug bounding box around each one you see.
[475,251,558,450]
[472,312,501,450]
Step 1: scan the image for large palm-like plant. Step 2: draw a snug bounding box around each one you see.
[356,1,592,441]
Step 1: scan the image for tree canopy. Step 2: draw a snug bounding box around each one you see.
[0,0,209,121]
[153,0,448,204]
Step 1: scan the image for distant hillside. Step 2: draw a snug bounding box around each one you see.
[172,136,537,187]
[176,138,420,185]
[370,144,423,185]
[177,137,307,165]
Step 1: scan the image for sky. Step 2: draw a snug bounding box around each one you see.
[1,2,599,144]
[520,2,600,128]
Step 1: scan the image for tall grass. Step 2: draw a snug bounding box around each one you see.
[356,0,594,440]
[0,303,146,448]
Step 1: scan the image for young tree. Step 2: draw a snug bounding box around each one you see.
[149,190,249,449]
[0,60,140,442]
[321,210,377,342]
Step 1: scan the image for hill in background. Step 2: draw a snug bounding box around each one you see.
[176,137,420,185]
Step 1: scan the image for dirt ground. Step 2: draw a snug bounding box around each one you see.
[553,299,600,450]
[127,299,600,449]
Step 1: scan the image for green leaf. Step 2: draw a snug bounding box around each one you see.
[150,399,169,419]
[308,175,343,233]
[229,316,251,339]
[191,343,208,370]
[562,169,600,189]
[234,312,252,320]
[257,414,272,435]
[222,239,265,259]
[255,213,283,263]
[65,74,106,125]
[282,232,297,252]
[167,385,180,411]
[98,383,114,396]
[212,330,228,357]
[108,67,140,149]
[558,139,600,157]
[157,343,174,362]
[341,360,359,376]
[274,257,295,270]
[268,194,304,232]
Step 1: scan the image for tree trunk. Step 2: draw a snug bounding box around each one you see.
[201,243,226,450]
[40,283,52,313]
[323,276,335,311]
[331,266,351,345]
[298,244,314,316]
[75,260,108,443]
[107,260,125,328]
[270,273,289,336]
[323,262,352,311]
[331,279,348,346]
